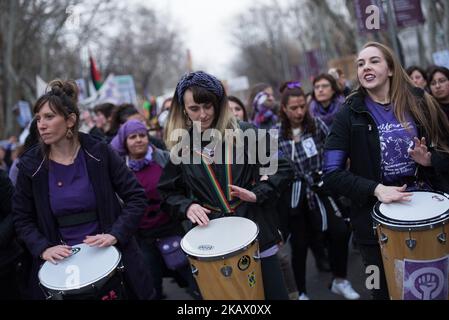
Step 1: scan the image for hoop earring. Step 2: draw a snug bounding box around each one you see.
[66,128,74,139]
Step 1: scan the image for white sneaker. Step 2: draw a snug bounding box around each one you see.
[298,293,310,300]
[330,279,360,300]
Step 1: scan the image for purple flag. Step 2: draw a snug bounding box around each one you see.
[393,0,425,28]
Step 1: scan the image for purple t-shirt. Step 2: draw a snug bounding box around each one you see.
[49,148,99,245]
[365,96,418,185]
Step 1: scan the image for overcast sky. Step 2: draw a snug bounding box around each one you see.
[141,0,256,80]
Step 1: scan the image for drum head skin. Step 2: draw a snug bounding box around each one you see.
[181,217,259,259]
[38,243,121,291]
[375,191,449,224]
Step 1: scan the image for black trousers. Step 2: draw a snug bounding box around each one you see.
[357,243,390,300]
[289,202,350,294]
[261,254,289,300]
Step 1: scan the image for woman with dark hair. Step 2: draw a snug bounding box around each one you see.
[109,103,166,150]
[158,71,293,300]
[276,81,359,300]
[228,95,248,121]
[406,66,428,90]
[428,66,449,121]
[111,119,197,299]
[323,42,449,300]
[310,74,344,128]
[12,79,155,300]
[89,103,116,142]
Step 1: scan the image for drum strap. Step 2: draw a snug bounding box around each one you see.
[194,142,237,214]
[56,211,98,228]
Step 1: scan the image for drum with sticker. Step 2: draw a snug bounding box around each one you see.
[372,190,449,300]
[181,216,264,300]
[38,243,125,300]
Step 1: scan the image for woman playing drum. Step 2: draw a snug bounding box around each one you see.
[323,42,449,299]
[158,71,293,300]
[13,80,154,300]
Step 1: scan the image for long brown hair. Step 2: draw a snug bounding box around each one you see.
[358,42,449,153]
[279,82,314,140]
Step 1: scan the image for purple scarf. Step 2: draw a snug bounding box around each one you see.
[309,95,344,128]
[127,147,154,172]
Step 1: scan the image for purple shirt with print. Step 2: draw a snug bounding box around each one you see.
[365,96,418,185]
[49,149,99,245]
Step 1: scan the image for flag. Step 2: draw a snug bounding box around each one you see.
[95,74,121,105]
[89,53,102,90]
[36,75,47,98]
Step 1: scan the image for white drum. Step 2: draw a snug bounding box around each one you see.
[38,243,122,300]
[181,216,264,300]
[372,190,449,300]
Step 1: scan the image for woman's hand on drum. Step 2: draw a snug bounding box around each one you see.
[229,185,257,203]
[374,184,413,204]
[41,245,72,265]
[186,204,211,226]
[84,234,117,247]
[409,137,432,167]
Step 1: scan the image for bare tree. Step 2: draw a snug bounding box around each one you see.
[0,0,115,136]
[101,5,185,97]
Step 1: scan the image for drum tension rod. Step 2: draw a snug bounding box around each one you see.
[438,226,447,244]
[379,232,388,244]
[406,230,416,250]
[191,265,199,276]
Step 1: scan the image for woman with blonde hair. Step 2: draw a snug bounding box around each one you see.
[323,42,449,299]
[159,71,293,299]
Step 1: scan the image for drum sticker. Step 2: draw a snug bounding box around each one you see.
[238,255,251,271]
[248,272,256,288]
[70,247,81,255]
[402,256,449,300]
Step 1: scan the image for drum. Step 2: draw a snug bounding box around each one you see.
[181,216,264,300]
[38,243,124,300]
[372,190,449,300]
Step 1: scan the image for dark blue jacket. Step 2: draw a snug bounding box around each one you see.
[13,133,154,299]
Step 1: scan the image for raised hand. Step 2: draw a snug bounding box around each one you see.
[408,137,431,167]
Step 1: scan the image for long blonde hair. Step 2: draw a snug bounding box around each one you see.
[359,42,449,153]
[164,85,238,149]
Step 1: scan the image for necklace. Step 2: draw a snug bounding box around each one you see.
[50,143,81,187]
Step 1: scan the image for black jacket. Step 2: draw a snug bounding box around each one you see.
[323,88,449,244]
[0,169,23,271]
[158,122,294,251]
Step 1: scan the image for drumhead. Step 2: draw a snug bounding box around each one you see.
[181,217,259,259]
[373,191,449,227]
[38,243,121,291]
